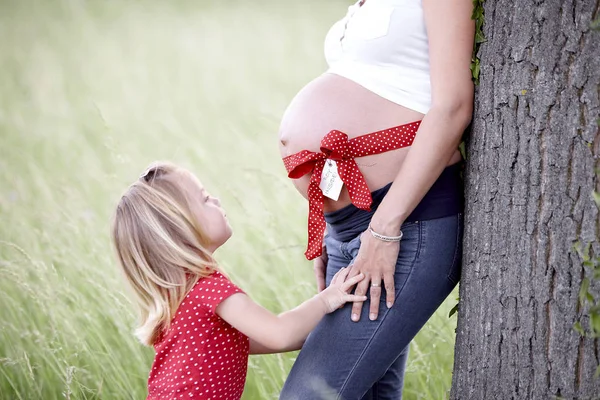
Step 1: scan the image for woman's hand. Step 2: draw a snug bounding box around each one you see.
[348,231,400,321]
[313,251,328,292]
[319,267,367,313]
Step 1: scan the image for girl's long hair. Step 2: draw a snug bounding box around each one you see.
[111,162,217,346]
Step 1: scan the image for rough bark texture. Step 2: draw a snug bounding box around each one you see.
[451,1,600,399]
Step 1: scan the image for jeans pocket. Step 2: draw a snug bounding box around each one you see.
[346,235,362,260]
[325,234,354,285]
[446,214,464,285]
[395,221,421,274]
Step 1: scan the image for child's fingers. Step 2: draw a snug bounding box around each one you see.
[341,272,364,291]
[330,267,341,285]
[344,294,368,303]
[331,267,349,285]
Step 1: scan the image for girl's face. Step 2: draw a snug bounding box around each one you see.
[178,171,232,252]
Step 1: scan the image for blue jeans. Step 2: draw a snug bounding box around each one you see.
[279,214,463,400]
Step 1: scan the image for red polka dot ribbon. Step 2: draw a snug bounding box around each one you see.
[283,121,421,260]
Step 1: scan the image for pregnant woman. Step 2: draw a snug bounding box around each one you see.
[278,0,474,398]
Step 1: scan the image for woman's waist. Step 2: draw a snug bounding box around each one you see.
[287,147,463,212]
[288,149,411,211]
[325,162,465,242]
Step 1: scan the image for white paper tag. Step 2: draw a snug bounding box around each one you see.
[319,159,344,201]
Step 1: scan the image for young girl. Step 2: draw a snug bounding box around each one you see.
[111,161,366,400]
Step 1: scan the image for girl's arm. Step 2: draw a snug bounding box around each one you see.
[216,268,365,354]
[347,0,475,321]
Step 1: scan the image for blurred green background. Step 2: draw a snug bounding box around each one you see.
[0,0,458,398]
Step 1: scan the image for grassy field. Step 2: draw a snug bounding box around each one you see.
[0,0,458,398]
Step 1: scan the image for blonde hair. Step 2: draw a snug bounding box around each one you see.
[112,162,218,346]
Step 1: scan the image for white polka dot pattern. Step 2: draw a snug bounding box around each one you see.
[283,121,421,260]
[147,272,249,400]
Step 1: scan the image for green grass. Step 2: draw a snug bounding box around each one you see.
[0,0,458,398]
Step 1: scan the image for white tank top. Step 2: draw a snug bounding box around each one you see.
[324,0,431,114]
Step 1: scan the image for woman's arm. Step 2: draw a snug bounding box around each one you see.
[348,0,475,322]
[313,230,329,292]
[216,268,365,354]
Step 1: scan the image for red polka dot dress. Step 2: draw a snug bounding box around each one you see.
[147,272,249,400]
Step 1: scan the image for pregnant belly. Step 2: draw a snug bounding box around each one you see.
[279,73,430,212]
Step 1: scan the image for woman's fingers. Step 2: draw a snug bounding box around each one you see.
[345,262,360,280]
[351,277,369,322]
[368,278,382,320]
[384,273,395,309]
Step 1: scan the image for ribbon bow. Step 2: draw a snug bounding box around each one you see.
[282,121,421,260]
[284,130,373,260]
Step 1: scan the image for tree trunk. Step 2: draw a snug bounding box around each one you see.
[451,0,600,399]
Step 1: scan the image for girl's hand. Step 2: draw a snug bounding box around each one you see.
[319,267,366,313]
[348,231,400,321]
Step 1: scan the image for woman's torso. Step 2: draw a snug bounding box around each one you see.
[278,0,461,212]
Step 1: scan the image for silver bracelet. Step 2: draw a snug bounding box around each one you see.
[368,225,403,242]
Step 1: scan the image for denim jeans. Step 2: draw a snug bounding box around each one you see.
[279,214,463,400]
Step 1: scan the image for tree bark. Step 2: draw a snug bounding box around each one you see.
[451,0,600,399]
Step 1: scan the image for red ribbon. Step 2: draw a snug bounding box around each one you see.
[283,121,421,260]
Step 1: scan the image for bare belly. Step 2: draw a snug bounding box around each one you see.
[279,73,461,212]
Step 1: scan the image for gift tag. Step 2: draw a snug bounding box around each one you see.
[319,159,344,201]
